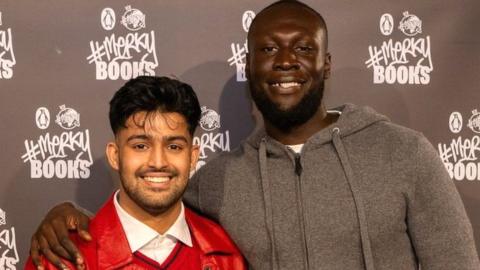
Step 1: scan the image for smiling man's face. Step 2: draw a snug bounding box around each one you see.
[247,3,331,132]
[106,111,199,217]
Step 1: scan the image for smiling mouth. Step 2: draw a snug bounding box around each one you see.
[142,176,172,183]
[271,82,302,88]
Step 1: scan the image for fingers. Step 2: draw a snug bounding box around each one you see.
[30,237,45,270]
[67,213,92,242]
[40,221,73,261]
[38,235,71,270]
[59,236,85,268]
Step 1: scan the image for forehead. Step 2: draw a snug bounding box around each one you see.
[250,4,324,39]
[123,111,189,136]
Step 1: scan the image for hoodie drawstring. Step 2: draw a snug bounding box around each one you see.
[331,128,375,270]
[259,138,279,270]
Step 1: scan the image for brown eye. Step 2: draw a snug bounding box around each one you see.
[261,46,277,53]
[168,144,183,151]
[296,46,313,52]
[133,144,148,150]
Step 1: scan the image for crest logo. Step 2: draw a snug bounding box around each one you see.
[365,11,432,85]
[22,105,92,179]
[101,8,116,31]
[55,105,80,130]
[199,106,221,131]
[87,6,157,80]
[467,110,480,134]
[379,13,394,36]
[398,11,422,37]
[193,106,230,172]
[439,110,480,181]
[449,112,463,134]
[35,107,50,130]
[121,5,145,31]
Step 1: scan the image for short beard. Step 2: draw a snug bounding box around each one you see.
[250,82,324,133]
[120,171,185,216]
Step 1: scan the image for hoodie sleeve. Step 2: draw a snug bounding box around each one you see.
[407,135,479,269]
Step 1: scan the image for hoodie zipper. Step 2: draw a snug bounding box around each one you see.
[294,153,310,270]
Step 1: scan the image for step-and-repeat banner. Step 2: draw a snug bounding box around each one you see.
[0,0,479,267]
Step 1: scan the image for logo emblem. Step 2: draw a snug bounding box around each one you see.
[379,13,394,36]
[467,109,480,134]
[0,208,5,225]
[35,107,50,130]
[199,106,221,131]
[101,8,116,31]
[55,105,80,130]
[242,10,255,32]
[398,11,422,36]
[0,11,3,26]
[121,5,145,31]
[449,112,463,134]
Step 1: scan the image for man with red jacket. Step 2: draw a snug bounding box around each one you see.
[25,76,246,270]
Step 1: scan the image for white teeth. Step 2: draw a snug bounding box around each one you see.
[143,176,170,183]
[273,82,301,88]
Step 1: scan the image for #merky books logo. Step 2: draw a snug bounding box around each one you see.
[21,105,93,179]
[365,11,433,85]
[0,208,19,269]
[193,106,230,171]
[87,5,158,80]
[0,11,16,79]
[438,110,480,181]
[228,10,255,82]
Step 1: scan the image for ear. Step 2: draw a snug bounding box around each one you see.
[106,142,120,171]
[189,144,200,172]
[323,52,332,79]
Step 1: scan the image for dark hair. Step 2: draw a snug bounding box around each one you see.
[109,76,201,136]
[248,0,328,48]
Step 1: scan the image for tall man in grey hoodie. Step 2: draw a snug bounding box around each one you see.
[30,1,479,270]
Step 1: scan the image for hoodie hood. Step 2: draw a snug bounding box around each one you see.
[246,103,389,150]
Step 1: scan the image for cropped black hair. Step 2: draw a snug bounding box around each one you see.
[248,0,328,48]
[109,76,201,136]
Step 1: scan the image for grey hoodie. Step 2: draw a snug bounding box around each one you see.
[184,104,479,270]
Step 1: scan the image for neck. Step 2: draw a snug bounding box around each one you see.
[264,105,338,145]
[118,190,182,234]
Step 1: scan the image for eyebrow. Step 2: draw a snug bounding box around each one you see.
[126,134,189,144]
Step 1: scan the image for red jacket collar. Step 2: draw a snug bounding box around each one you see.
[88,194,239,269]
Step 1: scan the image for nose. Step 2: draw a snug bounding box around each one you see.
[147,145,168,169]
[273,48,299,71]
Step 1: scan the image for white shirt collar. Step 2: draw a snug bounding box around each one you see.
[287,144,304,154]
[113,190,192,252]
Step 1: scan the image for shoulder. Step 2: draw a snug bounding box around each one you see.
[185,207,241,254]
[364,121,433,153]
[194,142,253,179]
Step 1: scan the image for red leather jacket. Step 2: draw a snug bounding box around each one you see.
[25,194,246,270]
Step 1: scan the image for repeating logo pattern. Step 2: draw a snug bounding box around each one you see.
[0,208,19,269]
[0,11,16,79]
[438,110,480,181]
[21,105,93,179]
[193,106,230,171]
[228,10,255,82]
[366,11,433,85]
[87,5,158,80]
